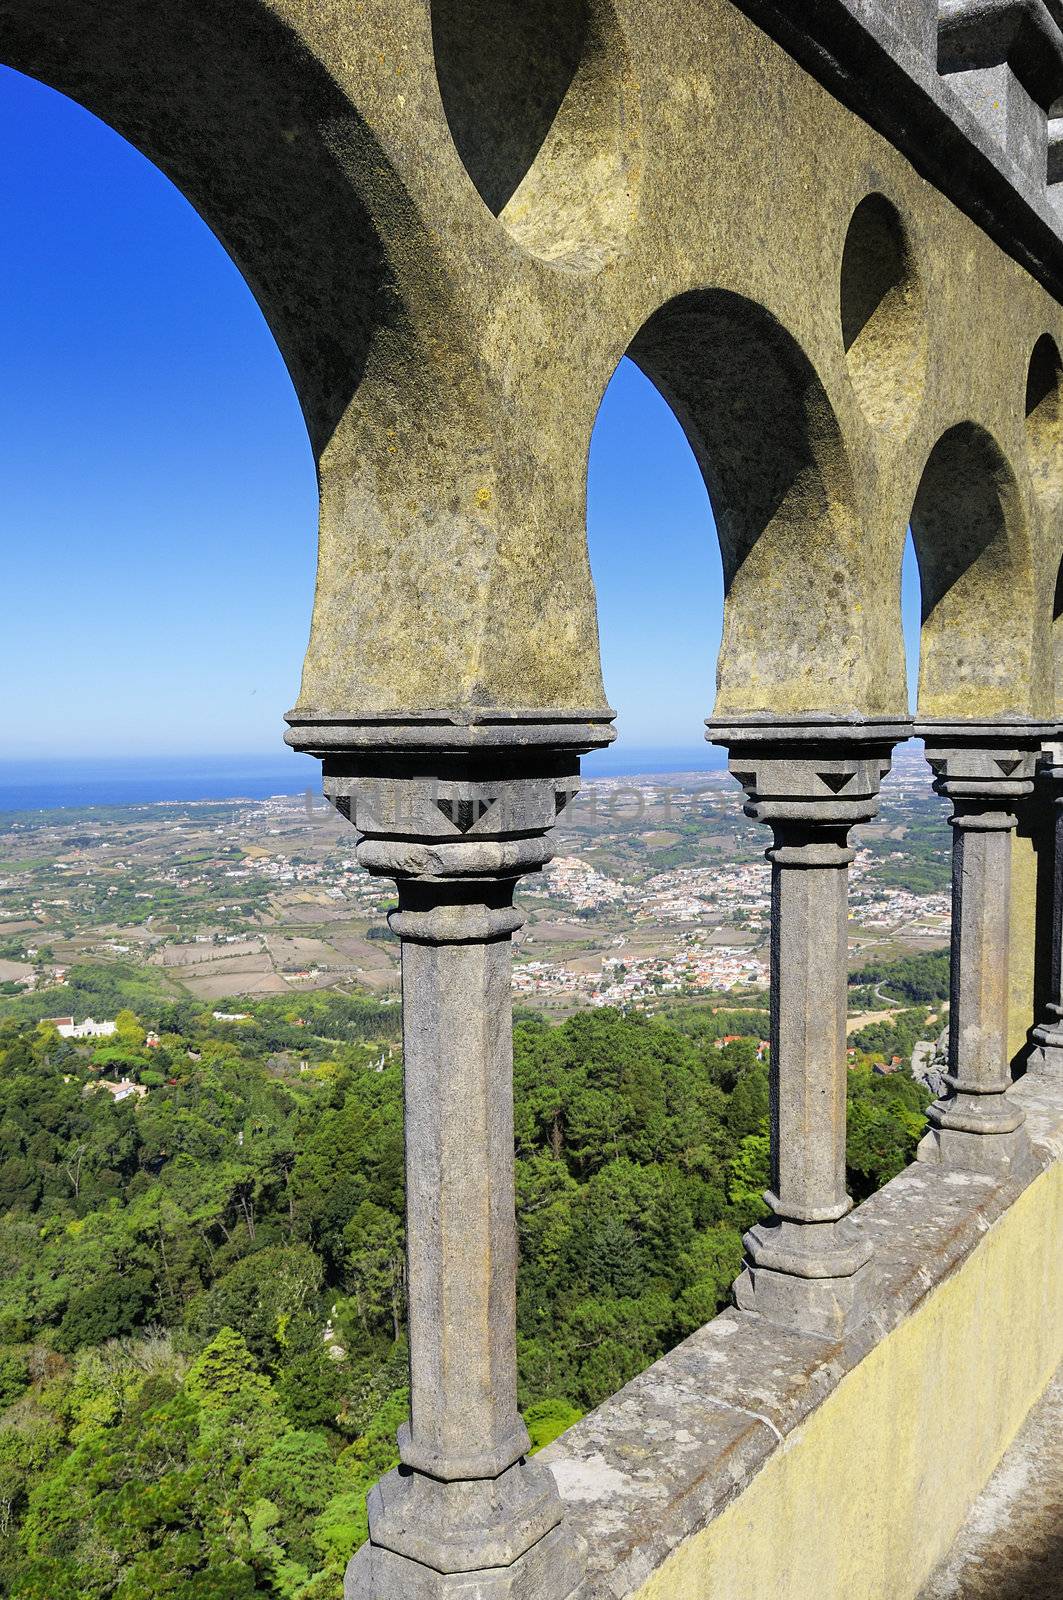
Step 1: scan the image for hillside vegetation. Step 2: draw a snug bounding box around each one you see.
[0,984,929,1598]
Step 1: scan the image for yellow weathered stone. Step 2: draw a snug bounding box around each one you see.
[632,1164,1063,1600]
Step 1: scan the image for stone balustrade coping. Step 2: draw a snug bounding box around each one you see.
[542,1069,1063,1599]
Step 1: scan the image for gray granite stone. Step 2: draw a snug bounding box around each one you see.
[916,726,1048,1175]
[332,758,588,1599]
[1030,740,1063,1075]
[707,718,908,1337]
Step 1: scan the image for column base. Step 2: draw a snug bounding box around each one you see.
[916,1121,1036,1180]
[734,1257,871,1340]
[346,1522,583,1600]
[734,1218,872,1340]
[365,1458,563,1575]
[1029,1024,1063,1075]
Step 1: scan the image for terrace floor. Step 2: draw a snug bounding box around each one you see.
[920,1367,1063,1598]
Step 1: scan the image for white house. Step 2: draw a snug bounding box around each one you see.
[48,1017,117,1040]
[98,1078,148,1103]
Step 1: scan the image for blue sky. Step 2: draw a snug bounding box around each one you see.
[0,66,922,766]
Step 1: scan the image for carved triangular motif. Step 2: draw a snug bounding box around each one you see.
[435,797,492,833]
[817,771,853,794]
[995,758,1020,776]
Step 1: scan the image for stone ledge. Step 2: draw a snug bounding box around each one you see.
[541,1068,1063,1600]
[938,0,1063,107]
[728,0,1063,299]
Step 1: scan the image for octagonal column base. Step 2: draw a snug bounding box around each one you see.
[366,1456,563,1574]
[346,1523,582,1600]
[917,1122,1036,1180]
[734,1258,871,1342]
[735,1214,872,1339]
[1029,1023,1063,1075]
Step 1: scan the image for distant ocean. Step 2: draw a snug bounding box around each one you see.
[583,745,726,779]
[0,755,322,812]
[0,746,726,812]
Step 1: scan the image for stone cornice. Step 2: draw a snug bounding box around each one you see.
[728,0,1063,300]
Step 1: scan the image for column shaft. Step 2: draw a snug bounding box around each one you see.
[948,814,1015,1101]
[1051,792,1063,1022]
[401,929,524,1478]
[707,717,910,1341]
[770,839,850,1225]
[917,725,1044,1175]
[1031,742,1063,1073]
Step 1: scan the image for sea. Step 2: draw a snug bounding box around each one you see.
[0,746,726,813]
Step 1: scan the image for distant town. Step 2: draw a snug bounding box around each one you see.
[0,748,950,1021]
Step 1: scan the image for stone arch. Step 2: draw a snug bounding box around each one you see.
[584,358,724,747]
[0,2,515,730]
[907,423,1036,718]
[623,290,867,717]
[0,0,415,456]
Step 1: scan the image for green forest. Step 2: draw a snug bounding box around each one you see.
[849,949,950,1005]
[0,978,930,1599]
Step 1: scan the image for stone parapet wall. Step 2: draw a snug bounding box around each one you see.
[543,1068,1063,1599]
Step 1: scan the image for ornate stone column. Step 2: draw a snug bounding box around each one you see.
[707,717,909,1340]
[915,722,1047,1173]
[1030,737,1063,1075]
[285,714,609,1600]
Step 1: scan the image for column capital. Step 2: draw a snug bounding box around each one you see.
[285,709,612,886]
[915,719,1051,817]
[318,751,582,900]
[706,715,908,835]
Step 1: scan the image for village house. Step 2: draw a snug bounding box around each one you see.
[46,1016,117,1040]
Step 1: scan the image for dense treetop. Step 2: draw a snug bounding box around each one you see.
[0,973,928,1598]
